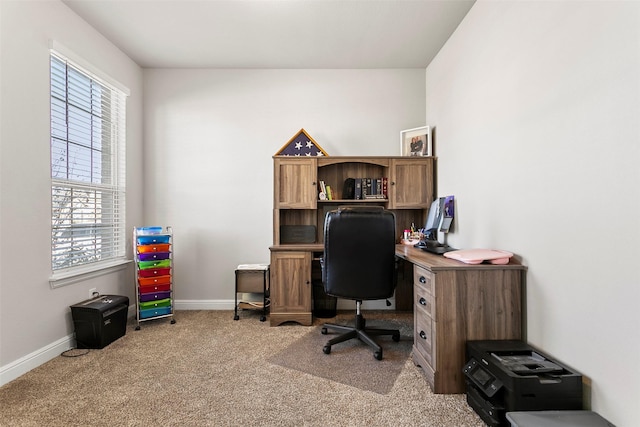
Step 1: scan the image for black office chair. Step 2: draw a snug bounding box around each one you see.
[320,206,400,360]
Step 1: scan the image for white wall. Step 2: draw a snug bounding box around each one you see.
[143,69,426,304]
[426,1,640,425]
[0,0,144,383]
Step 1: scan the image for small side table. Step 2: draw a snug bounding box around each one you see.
[234,264,270,322]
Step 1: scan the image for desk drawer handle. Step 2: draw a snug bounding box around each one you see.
[419,276,426,284]
[419,331,427,340]
[419,297,427,306]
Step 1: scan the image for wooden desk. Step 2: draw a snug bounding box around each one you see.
[269,243,526,394]
[395,244,526,394]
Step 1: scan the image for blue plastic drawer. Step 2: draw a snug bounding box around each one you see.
[137,235,170,245]
[136,226,163,235]
[139,306,172,319]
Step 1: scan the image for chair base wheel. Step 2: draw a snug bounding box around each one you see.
[374,351,383,360]
[321,327,328,335]
[233,314,239,320]
[392,332,400,342]
[323,345,331,354]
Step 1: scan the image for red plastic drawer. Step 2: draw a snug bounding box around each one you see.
[138,275,171,287]
[137,244,170,254]
[139,283,171,294]
[138,267,171,278]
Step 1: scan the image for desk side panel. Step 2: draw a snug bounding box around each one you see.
[434,269,523,394]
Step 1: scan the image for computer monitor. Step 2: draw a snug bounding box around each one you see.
[423,195,454,241]
[424,199,442,239]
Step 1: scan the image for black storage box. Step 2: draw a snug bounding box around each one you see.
[463,340,583,427]
[70,295,129,349]
[312,280,337,318]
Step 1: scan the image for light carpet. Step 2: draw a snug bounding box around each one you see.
[0,310,484,426]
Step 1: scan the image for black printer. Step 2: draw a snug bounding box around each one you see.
[463,340,583,427]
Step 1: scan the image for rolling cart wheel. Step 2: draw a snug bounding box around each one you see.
[260,316,266,322]
[135,325,140,331]
[171,319,176,324]
[374,350,383,360]
[392,332,400,342]
[323,345,331,355]
[234,314,240,321]
[321,327,328,335]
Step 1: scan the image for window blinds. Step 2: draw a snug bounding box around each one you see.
[50,53,127,271]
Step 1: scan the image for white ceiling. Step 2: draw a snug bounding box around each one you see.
[62,0,475,69]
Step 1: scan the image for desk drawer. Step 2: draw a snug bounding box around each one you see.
[414,265,433,295]
[415,284,435,318]
[414,308,434,368]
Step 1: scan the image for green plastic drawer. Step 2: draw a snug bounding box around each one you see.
[138,259,171,270]
[139,298,171,310]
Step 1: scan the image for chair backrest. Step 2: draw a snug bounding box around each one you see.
[322,206,397,300]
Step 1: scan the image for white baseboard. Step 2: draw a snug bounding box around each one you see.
[0,334,74,387]
[0,298,393,386]
[174,299,235,310]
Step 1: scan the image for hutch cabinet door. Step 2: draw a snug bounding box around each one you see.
[388,158,434,209]
[269,250,313,325]
[274,158,317,209]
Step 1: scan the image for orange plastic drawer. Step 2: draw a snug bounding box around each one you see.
[138,275,171,287]
[137,244,170,254]
[139,283,171,294]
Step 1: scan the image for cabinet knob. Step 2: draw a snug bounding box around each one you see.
[419,297,427,306]
[419,276,426,284]
[312,182,316,186]
[419,331,427,340]
[391,181,396,185]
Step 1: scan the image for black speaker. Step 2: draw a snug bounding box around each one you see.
[343,178,355,199]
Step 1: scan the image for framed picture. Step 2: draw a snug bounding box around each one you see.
[400,126,431,157]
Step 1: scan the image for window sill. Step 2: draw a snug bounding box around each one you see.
[49,258,132,289]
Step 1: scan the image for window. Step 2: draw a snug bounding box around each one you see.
[50,51,127,282]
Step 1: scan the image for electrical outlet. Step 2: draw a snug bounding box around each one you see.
[89,288,98,298]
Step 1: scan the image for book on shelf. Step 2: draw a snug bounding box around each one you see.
[335,176,388,199]
[359,177,388,199]
[318,180,327,200]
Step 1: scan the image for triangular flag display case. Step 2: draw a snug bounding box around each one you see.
[274,128,329,157]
